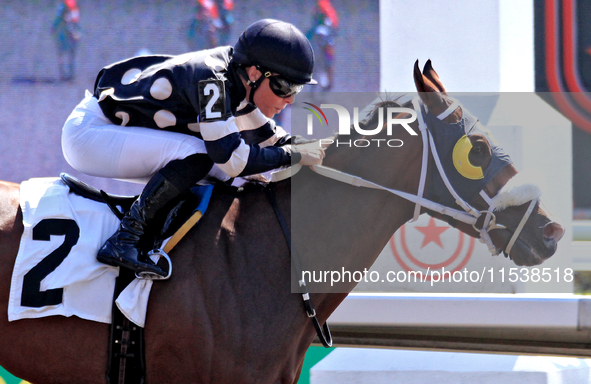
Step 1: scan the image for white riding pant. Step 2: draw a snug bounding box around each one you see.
[62,91,229,184]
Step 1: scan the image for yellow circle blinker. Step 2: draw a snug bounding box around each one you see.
[452,135,484,180]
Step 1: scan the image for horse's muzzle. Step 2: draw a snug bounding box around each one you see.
[537,221,564,258]
[543,221,565,247]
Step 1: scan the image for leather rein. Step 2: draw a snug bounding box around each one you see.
[263,185,333,348]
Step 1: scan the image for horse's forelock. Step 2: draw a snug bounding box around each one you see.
[360,100,402,129]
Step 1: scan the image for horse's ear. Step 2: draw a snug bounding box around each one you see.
[413,60,440,94]
[413,60,426,93]
[422,59,447,93]
[415,60,462,122]
[413,60,445,107]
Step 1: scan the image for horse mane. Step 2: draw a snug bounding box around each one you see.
[324,97,404,157]
[236,179,269,193]
[208,178,273,200]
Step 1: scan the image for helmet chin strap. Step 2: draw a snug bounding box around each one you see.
[237,65,265,107]
[238,65,266,106]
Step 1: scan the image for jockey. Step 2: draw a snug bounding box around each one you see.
[52,0,81,81]
[61,19,324,277]
[306,0,338,89]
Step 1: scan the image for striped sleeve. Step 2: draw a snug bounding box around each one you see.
[200,117,249,177]
[200,116,299,177]
[235,106,289,147]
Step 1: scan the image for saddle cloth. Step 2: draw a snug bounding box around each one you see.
[9,178,160,327]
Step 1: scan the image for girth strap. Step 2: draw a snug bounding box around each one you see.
[107,269,146,384]
[263,185,333,348]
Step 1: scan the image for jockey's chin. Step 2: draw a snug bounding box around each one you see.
[259,105,283,119]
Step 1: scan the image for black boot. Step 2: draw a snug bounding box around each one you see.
[97,173,183,277]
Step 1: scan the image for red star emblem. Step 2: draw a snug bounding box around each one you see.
[414,217,449,248]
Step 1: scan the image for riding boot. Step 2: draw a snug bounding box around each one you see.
[96,172,183,277]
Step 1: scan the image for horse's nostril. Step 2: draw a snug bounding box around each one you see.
[543,222,565,243]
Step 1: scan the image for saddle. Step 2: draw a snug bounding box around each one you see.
[60,173,213,384]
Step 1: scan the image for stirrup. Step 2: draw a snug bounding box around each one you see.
[135,249,172,280]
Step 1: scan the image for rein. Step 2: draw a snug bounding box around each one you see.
[263,185,333,348]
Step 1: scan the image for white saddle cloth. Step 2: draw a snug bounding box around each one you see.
[8,177,154,327]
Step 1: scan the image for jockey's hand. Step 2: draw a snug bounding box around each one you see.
[295,141,327,166]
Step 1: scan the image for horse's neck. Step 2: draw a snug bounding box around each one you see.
[290,131,424,317]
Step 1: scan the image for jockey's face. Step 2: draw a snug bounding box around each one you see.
[246,67,295,118]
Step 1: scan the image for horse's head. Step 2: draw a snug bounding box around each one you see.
[412,60,564,266]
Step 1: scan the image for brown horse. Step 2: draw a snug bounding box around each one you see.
[0,61,564,383]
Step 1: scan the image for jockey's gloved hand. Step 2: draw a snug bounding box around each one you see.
[293,142,326,166]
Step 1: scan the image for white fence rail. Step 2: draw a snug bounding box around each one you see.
[321,293,591,357]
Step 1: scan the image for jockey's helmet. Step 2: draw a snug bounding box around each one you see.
[233,19,317,85]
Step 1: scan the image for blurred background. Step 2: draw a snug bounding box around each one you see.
[0,1,378,382]
[0,0,379,196]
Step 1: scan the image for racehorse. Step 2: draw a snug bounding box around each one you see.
[0,61,564,383]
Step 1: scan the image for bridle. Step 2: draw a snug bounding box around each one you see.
[285,96,540,258]
[407,96,539,257]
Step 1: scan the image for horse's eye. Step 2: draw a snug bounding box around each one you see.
[472,143,483,155]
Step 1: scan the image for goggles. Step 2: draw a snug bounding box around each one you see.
[263,71,304,98]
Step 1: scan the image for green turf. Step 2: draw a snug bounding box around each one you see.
[297,346,335,384]
[0,346,335,384]
[0,367,26,384]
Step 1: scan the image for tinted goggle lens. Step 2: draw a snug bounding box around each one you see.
[267,75,304,98]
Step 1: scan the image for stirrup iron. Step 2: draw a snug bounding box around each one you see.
[135,249,172,280]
